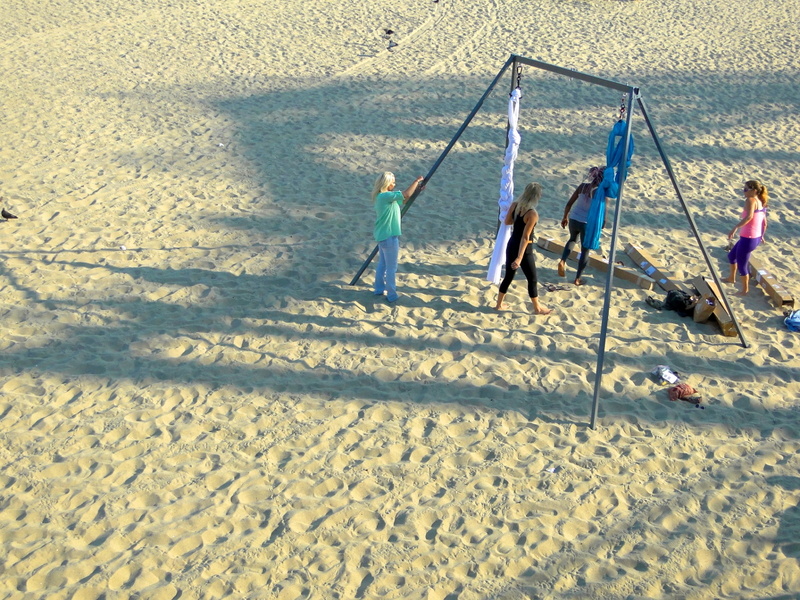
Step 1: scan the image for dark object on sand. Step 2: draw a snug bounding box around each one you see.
[1,208,17,220]
[646,289,698,317]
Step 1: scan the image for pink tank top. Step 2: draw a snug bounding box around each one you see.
[740,203,766,238]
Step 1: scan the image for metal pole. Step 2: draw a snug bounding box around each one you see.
[350,54,516,286]
[636,97,748,349]
[589,88,637,430]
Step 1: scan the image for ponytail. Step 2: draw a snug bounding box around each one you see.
[746,179,769,208]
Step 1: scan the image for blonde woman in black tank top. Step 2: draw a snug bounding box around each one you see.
[494,183,552,315]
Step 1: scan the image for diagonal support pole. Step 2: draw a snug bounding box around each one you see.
[636,96,748,349]
[349,55,516,286]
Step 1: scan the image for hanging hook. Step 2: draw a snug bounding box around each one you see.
[515,64,523,89]
[618,93,627,121]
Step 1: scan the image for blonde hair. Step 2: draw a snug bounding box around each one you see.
[514,182,542,218]
[372,172,396,202]
[745,179,769,208]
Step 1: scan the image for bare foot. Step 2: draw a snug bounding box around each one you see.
[734,290,748,297]
[534,307,553,315]
[723,277,736,284]
[557,261,566,277]
[494,303,506,310]
[573,278,583,286]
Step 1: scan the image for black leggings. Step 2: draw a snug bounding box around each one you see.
[499,251,539,298]
[560,219,586,261]
[575,245,591,281]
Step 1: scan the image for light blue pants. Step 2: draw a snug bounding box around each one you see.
[374,236,400,302]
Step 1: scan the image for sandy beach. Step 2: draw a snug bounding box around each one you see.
[1,0,800,598]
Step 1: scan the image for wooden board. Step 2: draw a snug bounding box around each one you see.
[748,256,794,309]
[691,276,737,337]
[624,243,686,293]
[537,237,656,291]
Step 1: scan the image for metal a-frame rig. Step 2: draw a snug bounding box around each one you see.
[351,54,747,429]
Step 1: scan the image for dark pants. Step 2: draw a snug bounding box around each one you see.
[499,251,539,298]
[575,245,591,281]
[561,218,586,261]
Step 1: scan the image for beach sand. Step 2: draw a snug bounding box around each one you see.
[1,0,799,598]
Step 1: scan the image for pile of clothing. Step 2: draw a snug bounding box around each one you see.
[651,365,704,407]
[667,383,702,405]
[646,289,699,318]
[784,310,800,332]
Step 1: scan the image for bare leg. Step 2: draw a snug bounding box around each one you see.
[723,263,736,284]
[557,260,566,277]
[531,297,552,315]
[735,274,750,296]
[494,291,507,310]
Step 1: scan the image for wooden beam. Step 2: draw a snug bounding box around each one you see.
[537,236,656,290]
[691,276,737,337]
[748,256,794,309]
[624,243,687,293]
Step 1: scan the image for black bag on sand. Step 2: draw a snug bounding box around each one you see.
[664,290,698,317]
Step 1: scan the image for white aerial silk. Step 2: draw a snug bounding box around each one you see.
[487,87,522,284]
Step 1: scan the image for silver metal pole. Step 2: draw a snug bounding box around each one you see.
[590,88,637,430]
[636,97,748,348]
[512,55,631,93]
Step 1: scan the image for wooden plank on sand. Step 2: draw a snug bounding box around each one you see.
[691,276,737,337]
[624,243,687,293]
[537,236,655,291]
[748,256,794,309]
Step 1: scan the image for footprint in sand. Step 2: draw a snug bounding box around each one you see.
[166,533,203,559]
[163,341,194,358]
[285,506,332,533]
[312,477,345,498]
[107,564,141,591]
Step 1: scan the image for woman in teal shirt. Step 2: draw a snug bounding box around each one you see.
[372,171,424,302]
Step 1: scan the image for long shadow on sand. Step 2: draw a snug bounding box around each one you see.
[0,249,797,435]
[0,69,799,600]
[2,69,799,429]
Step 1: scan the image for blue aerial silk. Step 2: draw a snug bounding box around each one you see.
[583,120,635,250]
